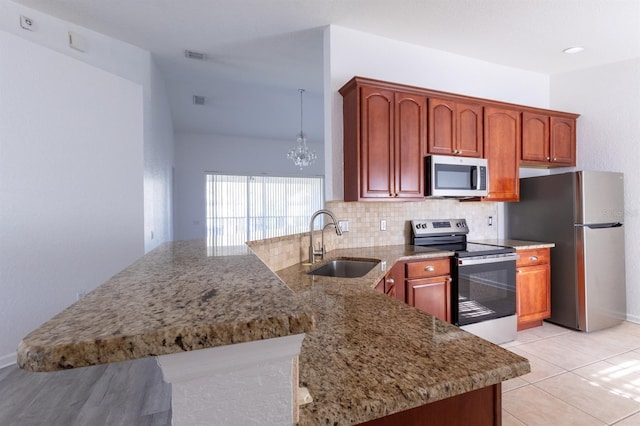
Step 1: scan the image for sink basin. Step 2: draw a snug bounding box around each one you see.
[308,259,380,278]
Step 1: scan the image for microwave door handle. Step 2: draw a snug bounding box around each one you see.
[470,166,478,189]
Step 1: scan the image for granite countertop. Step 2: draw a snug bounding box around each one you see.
[471,239,555,250]
[18,241,531,425]
[17,240,314,372]
[277,245,531,425]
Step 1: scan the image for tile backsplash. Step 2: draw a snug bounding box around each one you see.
[248,199,499,272]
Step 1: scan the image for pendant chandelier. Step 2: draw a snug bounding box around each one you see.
[287,89,317,169]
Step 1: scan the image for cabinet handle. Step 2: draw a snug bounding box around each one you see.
[553,157,557,161]
[425,266,435,272]
[529,256,538,261]
[546,156,550,160]
[448,277,453,282]
[387,278,395,284]
[517,269,522,274]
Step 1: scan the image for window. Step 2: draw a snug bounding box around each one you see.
[205,173,324,247]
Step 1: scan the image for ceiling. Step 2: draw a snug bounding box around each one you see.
[12,0,640,144]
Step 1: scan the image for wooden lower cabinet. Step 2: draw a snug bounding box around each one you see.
[516,248,551,330]
[359,383,501,426]
[405,258,452,322]
[406,276,451,323]
[375,261,405,301]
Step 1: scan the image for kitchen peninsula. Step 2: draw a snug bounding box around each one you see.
[17,240,530,425]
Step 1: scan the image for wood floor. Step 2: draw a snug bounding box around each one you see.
[0,357,171,426]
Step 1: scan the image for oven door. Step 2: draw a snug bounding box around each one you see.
[453,254,518,326]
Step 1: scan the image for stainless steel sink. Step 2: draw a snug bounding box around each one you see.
[308,259,380,278]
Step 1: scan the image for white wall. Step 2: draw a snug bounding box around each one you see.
[144,61,175,252]
[325,25,551,201]
[551,58,640,322]
[174,133,324,241]
[0,1,174,366]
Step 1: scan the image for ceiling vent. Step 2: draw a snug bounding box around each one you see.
[184,50,206,60]
[193,95,206,106]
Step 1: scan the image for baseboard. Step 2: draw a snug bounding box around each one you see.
[625,314,640,324]
[0,352,16,369]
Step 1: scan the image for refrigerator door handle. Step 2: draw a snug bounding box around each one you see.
[575,223,623,229]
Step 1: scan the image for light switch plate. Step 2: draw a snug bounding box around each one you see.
[68,31,86,52]
[380,219,387,231]
[338,220,349,232]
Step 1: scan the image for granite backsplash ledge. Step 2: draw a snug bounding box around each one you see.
[248,199,499,272]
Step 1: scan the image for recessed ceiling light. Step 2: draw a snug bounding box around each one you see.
[563,46,585,54]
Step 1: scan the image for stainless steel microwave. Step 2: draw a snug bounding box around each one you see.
[425,155,488,198]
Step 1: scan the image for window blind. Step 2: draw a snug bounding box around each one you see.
[205,173,324,247]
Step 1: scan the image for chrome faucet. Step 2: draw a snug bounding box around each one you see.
[309,209,343,263]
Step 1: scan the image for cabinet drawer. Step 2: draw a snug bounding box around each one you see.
[406,258,450,279]
[516,248,550,267]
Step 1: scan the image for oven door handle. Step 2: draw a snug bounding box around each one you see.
[457,253,520,266]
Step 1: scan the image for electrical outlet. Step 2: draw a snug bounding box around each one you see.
[380,219,387,231]
[20,15,34,31]
[338,220,349,232]
[488,216,493,226]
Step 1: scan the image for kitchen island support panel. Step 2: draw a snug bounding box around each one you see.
[157,334,304,426]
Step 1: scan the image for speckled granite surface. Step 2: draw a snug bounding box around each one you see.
[18,241,530,425]
[277,245,531,425]
[471,239,555,250]
[17,240,314,372]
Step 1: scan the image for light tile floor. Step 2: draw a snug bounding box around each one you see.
[501,321,640,425]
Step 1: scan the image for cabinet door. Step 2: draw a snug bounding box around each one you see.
[360,86,394,199]
[394,92,426,198]
[522,112,550,163]
[406,276,451,322]
[517,264,551,326]
[483,107,521,201]
[550,116,576,166]
[428,98,482,157]
[427,98,456,155]
[387,261,406,302]
[457,101,483,157]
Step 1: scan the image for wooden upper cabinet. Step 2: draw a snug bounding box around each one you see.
[395,92,427,198]
[522,112,550,163]
[359,86,395,199]
[340,77,579,202]
[341,80,426,201]
[550,116,576,166]
[522,112,576,167]
[483,106,521,202]
[428,97,483,157]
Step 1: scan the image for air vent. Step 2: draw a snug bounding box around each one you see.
[184,50,206,60]
[193,95,206,106]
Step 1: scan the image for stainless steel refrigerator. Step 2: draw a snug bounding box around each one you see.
[506,171,626,332]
